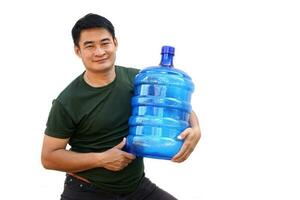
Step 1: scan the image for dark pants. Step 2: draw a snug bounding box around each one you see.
[61,174,177,200]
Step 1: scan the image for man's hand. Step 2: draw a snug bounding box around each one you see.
[172,127,201,162]
[98,138,136,171]
[172,111,201,163]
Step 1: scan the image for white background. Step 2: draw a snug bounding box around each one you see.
[0,0,299,199]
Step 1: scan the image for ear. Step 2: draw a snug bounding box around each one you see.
[74,45,82,58]
[113,38,118,49]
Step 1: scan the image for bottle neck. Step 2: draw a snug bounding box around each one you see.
[159,53,174,67]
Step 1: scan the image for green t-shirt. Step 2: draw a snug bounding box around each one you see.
[45,66,144,194]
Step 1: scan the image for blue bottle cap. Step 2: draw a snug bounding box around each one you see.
[161,46,175,55]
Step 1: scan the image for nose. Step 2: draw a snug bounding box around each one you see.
[94,46,105,56]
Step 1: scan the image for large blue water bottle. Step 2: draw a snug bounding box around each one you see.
[126,46,195,160]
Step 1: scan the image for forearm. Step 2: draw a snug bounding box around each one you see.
[42,149,101,173]
[42,135,136,173]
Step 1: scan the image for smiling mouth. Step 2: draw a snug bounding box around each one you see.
[94,58,108,63]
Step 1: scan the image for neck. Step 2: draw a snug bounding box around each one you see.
[84,67,116,87]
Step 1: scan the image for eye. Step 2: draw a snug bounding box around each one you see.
[102,40,112,45]
[85,45,94,49]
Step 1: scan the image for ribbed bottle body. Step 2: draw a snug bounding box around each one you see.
[126,65,194,160]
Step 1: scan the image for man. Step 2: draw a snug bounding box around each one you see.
[41,13,201,200]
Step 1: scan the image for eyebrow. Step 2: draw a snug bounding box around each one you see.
[83,41,94,46]
[83,38,111,46]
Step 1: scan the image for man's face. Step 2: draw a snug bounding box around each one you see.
[75,28,118,73]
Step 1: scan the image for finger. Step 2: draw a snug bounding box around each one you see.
[172,149,186,162]
[172,137,196,162]
[172,142,190,161]
[173,146,194,162]
[114,138,126,149]
[121,151,136,160]
[177,128,192,140]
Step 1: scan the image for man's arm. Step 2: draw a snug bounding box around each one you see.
[41,135,135,173]
[172,110,201,162]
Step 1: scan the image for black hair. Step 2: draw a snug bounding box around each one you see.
[71,13,115,47]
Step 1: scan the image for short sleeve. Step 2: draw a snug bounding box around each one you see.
[45,99,76,138]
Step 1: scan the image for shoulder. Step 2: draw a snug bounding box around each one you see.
[116,65,140,83]
[116,65,140,76]
[115,66,139,90]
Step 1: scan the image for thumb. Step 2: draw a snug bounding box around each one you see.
[177,128,191,140]
[114,138,126,149]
